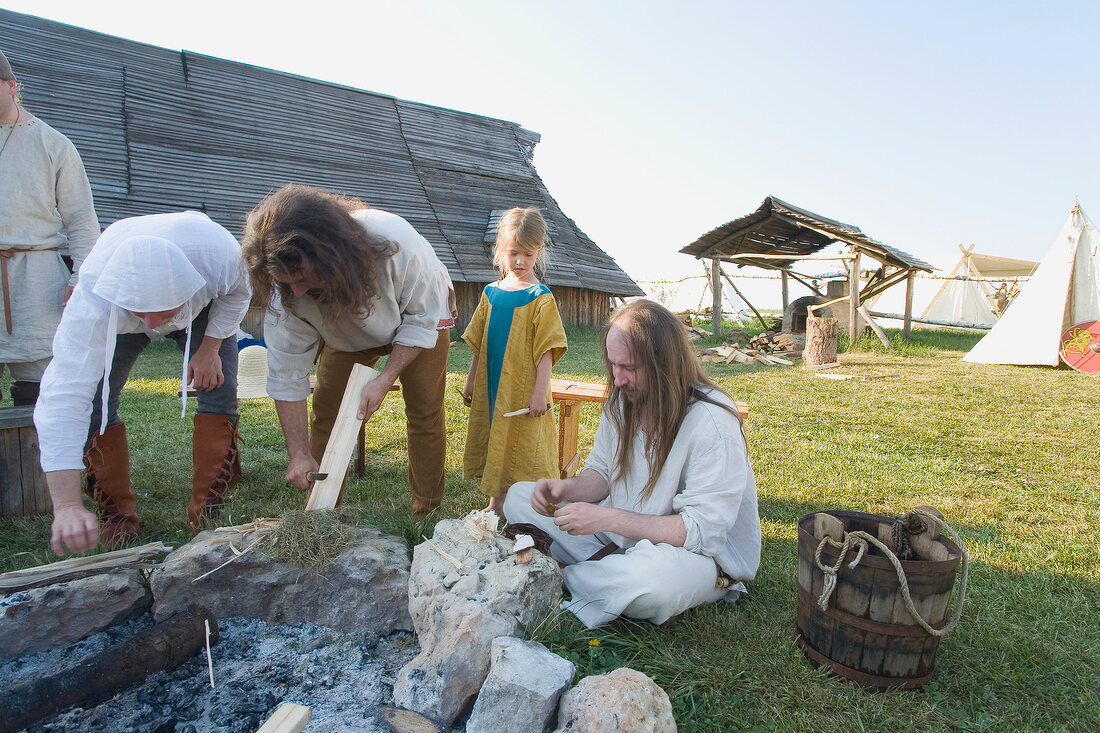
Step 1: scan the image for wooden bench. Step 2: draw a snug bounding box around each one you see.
[549,378,749,479]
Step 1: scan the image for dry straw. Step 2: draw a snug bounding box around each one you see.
[258,509,359,570]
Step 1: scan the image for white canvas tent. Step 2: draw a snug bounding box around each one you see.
[923,245,1037,327]
[963,203,1100,366]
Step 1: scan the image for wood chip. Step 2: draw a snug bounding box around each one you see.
[378,705,443,733]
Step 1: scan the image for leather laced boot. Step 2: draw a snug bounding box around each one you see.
[83,422,139,548]
[188,414,243,533]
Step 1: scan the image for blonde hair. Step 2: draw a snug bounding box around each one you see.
[492,207,549,278]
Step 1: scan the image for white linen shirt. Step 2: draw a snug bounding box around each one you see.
[264,209,453,402]
[34,211,251,472]
[582,389,762,582]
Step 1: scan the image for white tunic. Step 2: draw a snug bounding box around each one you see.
[34,211,251,472]
[503,388,762,628]
[264,209,453,402]
[0,116,100,362]
[583,389,762,582]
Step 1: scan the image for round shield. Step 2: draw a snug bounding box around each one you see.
[1059,321,1100,372]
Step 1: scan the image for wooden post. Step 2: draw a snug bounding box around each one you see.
[711,258,722,337]
[848,251,861,349]
[781,270,790,314]
[903,270,915,339]
[803,316,839,366]
[557,401,580,479]
[306,363,378,510]
[857,305,891,350]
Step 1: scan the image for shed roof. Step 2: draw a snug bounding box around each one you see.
[680,196,935,273]
[0,8,643,297]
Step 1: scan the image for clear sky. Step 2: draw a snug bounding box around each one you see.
[5,1,1098,309]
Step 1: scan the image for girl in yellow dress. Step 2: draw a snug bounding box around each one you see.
[462,208,568,518]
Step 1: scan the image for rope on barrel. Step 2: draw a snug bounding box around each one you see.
[813,508,969,637]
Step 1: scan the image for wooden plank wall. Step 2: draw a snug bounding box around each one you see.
[453,283,611,334]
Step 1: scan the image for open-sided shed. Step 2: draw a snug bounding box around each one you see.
[680,196,935,344]
[0,9,643,332]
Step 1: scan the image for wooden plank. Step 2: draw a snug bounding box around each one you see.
[550,379,607,403]
[305,363,378,511]
[256,702,312,733]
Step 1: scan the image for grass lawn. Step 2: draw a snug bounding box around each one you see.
[2,324,1097,731]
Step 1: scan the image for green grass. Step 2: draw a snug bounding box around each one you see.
[3,329,1098,731]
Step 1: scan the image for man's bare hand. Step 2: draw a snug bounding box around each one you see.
[532,477,570,516]
[50,505,100,556]
[285,454,320,492]
[188,349,224,391]
[357,378,393,421]
[553,501,607,536]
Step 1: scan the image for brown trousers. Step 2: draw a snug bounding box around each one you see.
[310,329,450,517]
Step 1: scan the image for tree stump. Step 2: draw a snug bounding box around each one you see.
[0,406,51,518]
[803,316,838,366]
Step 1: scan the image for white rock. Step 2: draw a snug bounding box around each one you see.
[554,667,677,733]
[393,519,562,725]
[467,636,575,733]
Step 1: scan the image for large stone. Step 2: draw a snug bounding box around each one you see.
[0,570,151,660]
[554,667,677,733]
[467,636,575,733]
[393,518,562,726]
[150,526,412,636]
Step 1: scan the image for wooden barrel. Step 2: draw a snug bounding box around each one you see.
[0,406,52,518]
[796,510,961,690]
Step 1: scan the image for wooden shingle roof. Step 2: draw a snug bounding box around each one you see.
[0,8,643,297]
[680,196,935,273]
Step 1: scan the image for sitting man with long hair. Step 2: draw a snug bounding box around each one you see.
[504,299,761,628]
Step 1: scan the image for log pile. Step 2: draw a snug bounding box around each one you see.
[696,330,797,367]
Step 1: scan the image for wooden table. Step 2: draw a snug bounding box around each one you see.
[549,378,749,479]
[550,378,608,478]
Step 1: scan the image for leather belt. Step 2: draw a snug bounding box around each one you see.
[587,540,620,562]
[0,250,12,334]
[0,247,62,335]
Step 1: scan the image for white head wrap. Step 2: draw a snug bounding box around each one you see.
[91,236,205,433]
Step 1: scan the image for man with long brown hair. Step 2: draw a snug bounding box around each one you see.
[243,184,455,520]
[505,299,761,628]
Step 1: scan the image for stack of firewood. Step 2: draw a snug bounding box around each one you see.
[750,331,795,352]
[697,344,794,366]
[685,324,712,341]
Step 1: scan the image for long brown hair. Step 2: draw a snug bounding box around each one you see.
[603,299,743,502]
[242,184,397,323]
